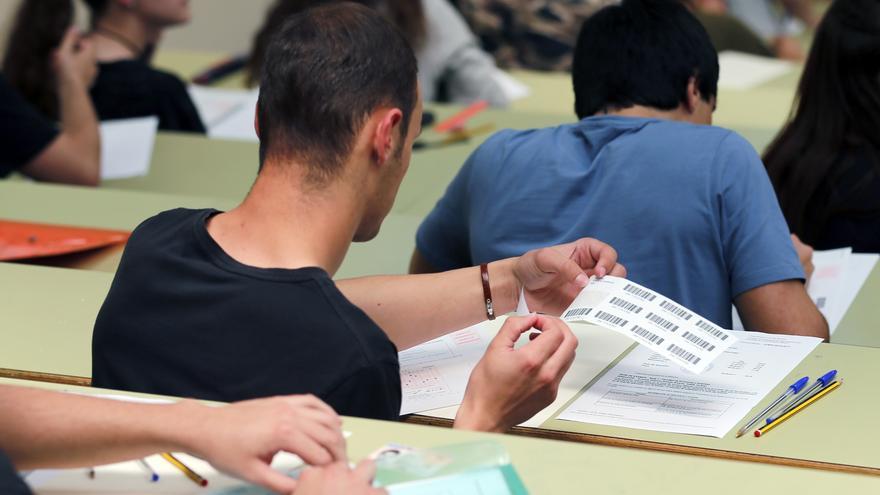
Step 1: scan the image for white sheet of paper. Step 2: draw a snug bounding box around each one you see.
[99,117,158,180]
[402,317,634,428]
[558,331,821,437]
[491,69,531,101]
[188,85,260,142]
[731,249,879,334]
[562,276,736,373]
[717,51,794,90]
[27,451,304,494]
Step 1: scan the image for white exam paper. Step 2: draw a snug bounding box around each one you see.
[731,249,879,334]
[558,331,821,437]
[188,85,260,142]
[717,51,794,90]
[99,116,158,180]
[562,276,736,373]
[400,317,634,427]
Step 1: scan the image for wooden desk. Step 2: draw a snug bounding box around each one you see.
[6,377,880,494]
[1,262,878,477]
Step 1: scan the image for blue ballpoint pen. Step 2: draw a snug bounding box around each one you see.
[735,376,810,438]
[765,370,838,424]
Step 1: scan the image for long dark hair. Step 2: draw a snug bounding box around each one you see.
[2,0,109,119]
[763,0,880,241]
[245,0,425,87]
[2,0,75,119]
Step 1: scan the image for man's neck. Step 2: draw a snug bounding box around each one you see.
[602,105,691,122]
[205,165,362,277]
[92,11,159,62]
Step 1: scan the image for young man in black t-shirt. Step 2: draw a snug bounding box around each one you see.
[93,4,625,433]
[1,28,100,185]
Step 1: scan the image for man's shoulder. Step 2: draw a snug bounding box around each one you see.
[126,208,214,249]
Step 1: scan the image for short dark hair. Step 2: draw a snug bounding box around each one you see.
[256,2,418,182]
[572,0,719,119]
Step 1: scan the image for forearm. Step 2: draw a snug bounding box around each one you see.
[0,386,204,470]
[56,70,100,179]
[338,258,521,350]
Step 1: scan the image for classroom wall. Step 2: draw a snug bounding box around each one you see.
[0,0,274,57]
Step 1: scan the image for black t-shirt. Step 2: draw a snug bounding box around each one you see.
[0,450,31,495]
[92,208,401,420]
[90,60,206,134]
[804,146,880,252]
[0,74,59,178]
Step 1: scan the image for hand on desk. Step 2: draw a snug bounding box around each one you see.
[294,460,386,495]
[184,395,347,494]
[454,315,578,432]
[515,237,626,315]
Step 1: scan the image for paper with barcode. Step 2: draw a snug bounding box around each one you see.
[562,276,736,373]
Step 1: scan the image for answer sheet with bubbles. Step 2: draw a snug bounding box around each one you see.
[562,276,736,373]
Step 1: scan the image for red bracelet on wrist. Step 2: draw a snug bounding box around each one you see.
[480,263,495,320]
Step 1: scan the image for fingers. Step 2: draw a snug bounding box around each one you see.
[517,316,566,363]
[284,395,341,427]
[578,238,619,279]
[352,459,377,486]
[246,461,299,494]
[535,248,589,288]
[492,314,539,350]
[541,321,578,378]
[609,262,627,278]
[57,26,80,56]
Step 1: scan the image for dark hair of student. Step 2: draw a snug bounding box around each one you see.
[256,3,418,183]
[2,0,74,119]
[2,0,110,119]
[572,0,719,119]
[245,0,425,87]
[763,0,880,240]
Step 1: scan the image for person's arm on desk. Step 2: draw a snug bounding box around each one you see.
[340,238,625,350]
[0,386,345,493]
[20,28,100,186]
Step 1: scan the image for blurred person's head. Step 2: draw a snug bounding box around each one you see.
[764,0,880,240]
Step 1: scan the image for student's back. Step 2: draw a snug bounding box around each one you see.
[413,0,828,338]
[416,117,794,328]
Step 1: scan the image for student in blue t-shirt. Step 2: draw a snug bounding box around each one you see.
[412,0,828,339]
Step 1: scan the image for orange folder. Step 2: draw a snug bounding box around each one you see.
[0,219,130,261]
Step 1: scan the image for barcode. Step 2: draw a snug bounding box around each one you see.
[681,331,715,351]
[595,310,628,327]
[623,283,656,302]
[564,307,592,319]
[646,312,679,332]
[696,320,729,341]
[609,296,643,314]
[631,325,664,345]
[668,343,701,365]
[659,300,693,320]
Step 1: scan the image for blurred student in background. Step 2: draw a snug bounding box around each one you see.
[1,25,100,186]
[246,0,509,106]
[3,0,205,133]
[764,0,880,253]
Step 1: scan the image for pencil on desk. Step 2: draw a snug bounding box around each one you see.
[755,380,842,437]
[160,452,208,487]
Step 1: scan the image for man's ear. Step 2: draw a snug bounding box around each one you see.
[684,76,701,115]
[372,109,403,166]
[253,103,261,139]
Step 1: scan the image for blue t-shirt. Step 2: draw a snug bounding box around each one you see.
[416,116,803,328]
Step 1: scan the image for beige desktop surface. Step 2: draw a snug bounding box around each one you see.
[2,377,879,493]
[0,261,877,476]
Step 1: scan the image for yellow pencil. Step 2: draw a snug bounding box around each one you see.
[755,380,842,437]
[160,452,208,487]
